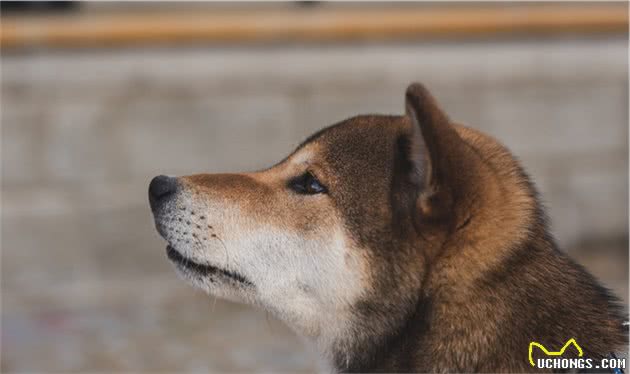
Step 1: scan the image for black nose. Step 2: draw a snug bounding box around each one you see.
[149,175,178,207]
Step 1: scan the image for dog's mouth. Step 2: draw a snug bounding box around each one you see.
[166,245,253,287]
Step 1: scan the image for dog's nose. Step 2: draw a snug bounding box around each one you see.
[149,175,178,207]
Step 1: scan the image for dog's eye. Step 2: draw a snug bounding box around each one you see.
[289,172,327,195]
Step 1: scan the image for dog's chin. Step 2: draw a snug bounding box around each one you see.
[165,245,255,293]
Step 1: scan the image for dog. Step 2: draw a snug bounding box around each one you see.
[149,83,627,372]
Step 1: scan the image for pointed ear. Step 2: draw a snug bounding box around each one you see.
[404,83,458,218]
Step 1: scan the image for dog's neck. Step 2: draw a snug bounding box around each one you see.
[325,294,433,372]
[318,193,624,372]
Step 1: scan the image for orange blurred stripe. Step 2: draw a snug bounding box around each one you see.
[1,4,628,48]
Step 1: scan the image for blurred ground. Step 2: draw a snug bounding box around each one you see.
[1,16,628,373]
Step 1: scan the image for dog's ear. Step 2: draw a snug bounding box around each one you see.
[404,83,459,220]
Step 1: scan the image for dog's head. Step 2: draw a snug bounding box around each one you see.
[149,83,532,358]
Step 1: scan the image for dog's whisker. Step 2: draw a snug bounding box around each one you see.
[211,295,218,314]
[211,234,231,270]
[264,310,276,336]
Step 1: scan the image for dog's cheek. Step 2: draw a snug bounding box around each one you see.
[251,228,371,338]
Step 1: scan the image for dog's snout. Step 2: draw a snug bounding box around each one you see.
[149,175,178,207]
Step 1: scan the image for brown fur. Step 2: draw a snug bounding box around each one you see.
[150,83,627,373]
[327,85,626,372]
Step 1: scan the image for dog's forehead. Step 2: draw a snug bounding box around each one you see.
[292,114,407,165]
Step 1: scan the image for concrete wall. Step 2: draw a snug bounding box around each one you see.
[2,38,628,371]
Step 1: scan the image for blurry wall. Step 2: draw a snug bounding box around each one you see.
[1,3,628,373]
[3,41,627,247]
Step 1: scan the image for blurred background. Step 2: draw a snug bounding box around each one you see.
[1,2,628,372]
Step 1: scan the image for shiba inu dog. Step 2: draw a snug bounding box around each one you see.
[149,83,627,372]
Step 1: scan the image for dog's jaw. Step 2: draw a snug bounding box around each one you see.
[167,248,257,304]
[166,245,253,286]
